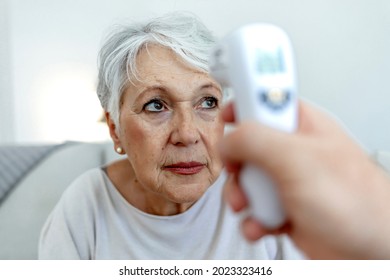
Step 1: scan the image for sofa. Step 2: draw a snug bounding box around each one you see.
[0,141,122,259]
[0,141,389,260]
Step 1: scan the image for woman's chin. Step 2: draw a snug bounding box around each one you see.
[165,182,210,204]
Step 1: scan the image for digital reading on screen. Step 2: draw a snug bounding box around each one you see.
[257,47,285,74]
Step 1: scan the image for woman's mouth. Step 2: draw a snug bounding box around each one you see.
[163,161,205,175]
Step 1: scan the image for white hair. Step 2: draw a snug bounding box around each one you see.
[96,12,216,128]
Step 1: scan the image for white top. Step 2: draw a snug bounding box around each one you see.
[39,168,304,259]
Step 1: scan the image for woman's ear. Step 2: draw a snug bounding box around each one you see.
[105,112,124,154]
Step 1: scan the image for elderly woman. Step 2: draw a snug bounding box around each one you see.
[39,12,303,259]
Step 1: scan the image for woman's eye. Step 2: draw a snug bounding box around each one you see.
[143,99,165,112]
[200,97,218,109]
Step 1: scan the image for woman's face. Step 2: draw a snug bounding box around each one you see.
[112,45,224,205]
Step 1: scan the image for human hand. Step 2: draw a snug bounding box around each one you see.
[221,100,390,259]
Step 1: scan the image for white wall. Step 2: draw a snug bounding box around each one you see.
[2,0,390,152]
[0,0,14,143]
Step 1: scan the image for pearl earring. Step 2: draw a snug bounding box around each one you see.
[116,147,123,154]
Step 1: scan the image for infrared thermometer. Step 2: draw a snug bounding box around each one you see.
[209,24,298,229]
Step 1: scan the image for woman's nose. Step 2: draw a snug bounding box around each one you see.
[169,110,200,146]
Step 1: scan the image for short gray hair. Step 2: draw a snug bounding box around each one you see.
[96,12,216,127]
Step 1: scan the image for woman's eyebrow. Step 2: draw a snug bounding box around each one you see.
[139,82,220,95]
[197,82,222,93]
[134,85,167,100]
[126,85,165,107]
[132,81,222,104]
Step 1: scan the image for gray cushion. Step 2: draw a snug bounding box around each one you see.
[0,142,106,259]
[0,144,61,204]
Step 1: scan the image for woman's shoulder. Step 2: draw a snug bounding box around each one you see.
[39,167,108,259]
[68,167,106,190]
[59,167,108,207]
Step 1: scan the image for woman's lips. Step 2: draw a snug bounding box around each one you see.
[163,161,205,175]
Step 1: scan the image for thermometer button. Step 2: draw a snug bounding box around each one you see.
[260,88,290,110]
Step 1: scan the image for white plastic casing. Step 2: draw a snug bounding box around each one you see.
[209,23,298,229]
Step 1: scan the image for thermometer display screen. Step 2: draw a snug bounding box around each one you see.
[256,47,286,74]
